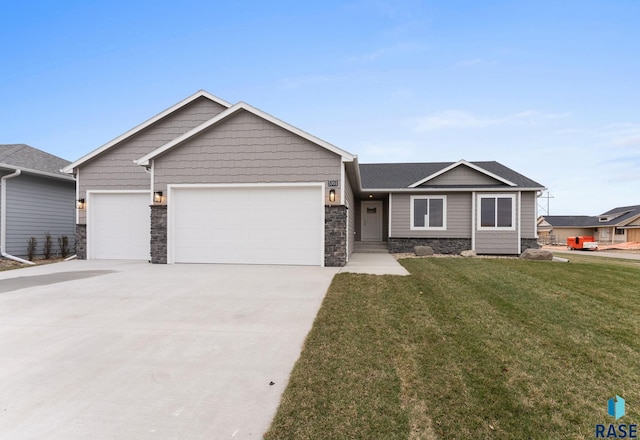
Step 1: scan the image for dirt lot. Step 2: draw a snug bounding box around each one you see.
[543,242,640,255]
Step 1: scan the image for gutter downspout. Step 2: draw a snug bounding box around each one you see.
[1,170,35,265]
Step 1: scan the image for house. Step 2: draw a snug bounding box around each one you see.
[358,161,544,255]
[1,144,76,262]
[537,215,598,244]
[63,90,545,266]
[538,205,640,245]
[594,205,640,243]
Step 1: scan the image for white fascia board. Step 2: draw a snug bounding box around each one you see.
[136,102,356,167]
[351,156,363,192]
[408,159,517,188]
[1,163,75,182]
[617,213,640,227]
[62,90,231,174]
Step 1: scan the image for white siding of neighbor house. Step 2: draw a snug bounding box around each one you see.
[77,97,227,223]
[390,192,471,238]
[4,174,75,258]
[420,166,501,186]
[153,110,342,205]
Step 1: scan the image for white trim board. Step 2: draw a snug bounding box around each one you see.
[135,102,355,167]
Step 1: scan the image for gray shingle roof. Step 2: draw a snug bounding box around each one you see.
[541,205,640,227]
[595,205,640,226]
[0,144,71,178]
[542,216,598,227]
[359,161,544,189]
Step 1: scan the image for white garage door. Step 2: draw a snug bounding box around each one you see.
[171,185,323,265]
[88,192,150,260]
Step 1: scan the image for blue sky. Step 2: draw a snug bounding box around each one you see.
[2,0,639,215]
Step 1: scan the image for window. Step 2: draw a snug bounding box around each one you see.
[615,228,625,235]
[478,195,515,230]
[411,196,446,230]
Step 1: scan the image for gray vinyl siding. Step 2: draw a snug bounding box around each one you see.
[520,191,537,237]
[4,174,75,258]
[390,193,471,238]
[421,166,501,186]
[474,192,520,254]
[344,170,355,256]
[475,230,519,254]
[153,110,342,204]
[78,97,227,224]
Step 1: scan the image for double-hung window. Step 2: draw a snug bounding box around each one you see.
[411,196,446,230]
[478,194,515,230]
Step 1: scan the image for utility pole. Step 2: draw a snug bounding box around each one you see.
[538,191,554,216]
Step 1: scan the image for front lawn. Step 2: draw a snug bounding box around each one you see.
[265,257,640,439]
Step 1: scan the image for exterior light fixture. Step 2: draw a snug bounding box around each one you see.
[368,194,373,198]
[76,198,85,209]
[329,189,336,203]
[153,191,163,203]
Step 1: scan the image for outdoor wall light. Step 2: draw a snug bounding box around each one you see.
[153,191,163,203]
[329,189,336,203]
[76,198,85,209]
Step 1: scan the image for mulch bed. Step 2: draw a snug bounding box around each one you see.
[0,257,66,271]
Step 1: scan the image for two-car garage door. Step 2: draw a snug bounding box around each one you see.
[170,185,324,265]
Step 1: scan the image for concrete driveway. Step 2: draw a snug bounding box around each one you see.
[0,260,338,439]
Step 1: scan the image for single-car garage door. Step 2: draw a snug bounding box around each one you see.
[170,185,323,265]
[88,192,150,260]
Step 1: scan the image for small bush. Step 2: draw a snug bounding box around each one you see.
[58,235,70,258]
[27,237,38,261]
[43,232,53,259]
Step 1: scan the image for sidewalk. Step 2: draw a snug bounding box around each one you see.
[339,253,410,276]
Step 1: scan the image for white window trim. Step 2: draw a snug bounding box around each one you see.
[477,194,516,231]
[410,195,447,231]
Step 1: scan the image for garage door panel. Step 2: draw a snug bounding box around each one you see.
[172,186,323,265]
[90,193,150,260]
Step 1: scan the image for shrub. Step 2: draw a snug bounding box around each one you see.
[43,232,53,259]
[58,235,70,258]
[27,237,38,261]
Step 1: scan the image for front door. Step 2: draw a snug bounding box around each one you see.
[361,201,383,241]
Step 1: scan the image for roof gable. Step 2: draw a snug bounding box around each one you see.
[0,144,73,181]
[136,102,355,166]
[359,160,543,190]
[409,160,516,188]
[62,90,231,173]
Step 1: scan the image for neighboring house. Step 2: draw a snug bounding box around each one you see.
[537,205,640,245]
[63,90,545,266]
[594,205,640,243]
[0,144,76,261]
[537,215,597,244]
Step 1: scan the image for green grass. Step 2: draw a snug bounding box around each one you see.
[265,257,640,439]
